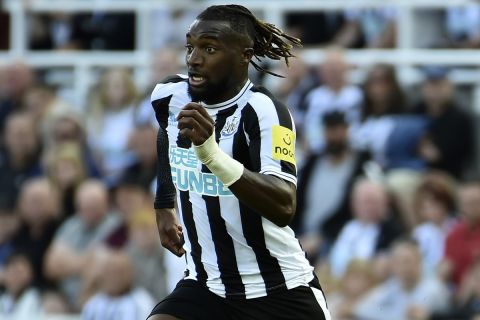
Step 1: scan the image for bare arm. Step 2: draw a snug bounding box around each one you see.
[229,170,296,227]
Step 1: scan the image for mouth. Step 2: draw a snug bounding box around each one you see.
[188,73,207,87]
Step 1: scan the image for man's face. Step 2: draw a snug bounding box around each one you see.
[185,19,248,104]
[422,79,453,108]
[391,245,421,288]
[324,124,348,156]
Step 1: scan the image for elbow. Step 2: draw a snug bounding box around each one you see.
[275,195,296,228]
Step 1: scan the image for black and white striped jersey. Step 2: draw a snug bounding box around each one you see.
[151,74,314,299]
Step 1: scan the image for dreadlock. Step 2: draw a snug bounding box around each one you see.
[197,4,302,77]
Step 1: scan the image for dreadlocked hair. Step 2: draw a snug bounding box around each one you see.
[197,4,302,77]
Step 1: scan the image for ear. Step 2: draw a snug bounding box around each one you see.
[241,48,254,65]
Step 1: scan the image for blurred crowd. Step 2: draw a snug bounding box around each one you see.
[1,2,480,320]
[1,44,479,319]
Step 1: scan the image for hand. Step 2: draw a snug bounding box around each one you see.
[177,103,215,145]
[418,137,441,162]
[156,208,185,257]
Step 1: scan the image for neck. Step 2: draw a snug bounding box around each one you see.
[205,77,248,105]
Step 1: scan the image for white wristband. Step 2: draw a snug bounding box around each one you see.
[194,134,244,187]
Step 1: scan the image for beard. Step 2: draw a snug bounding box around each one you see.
[325,141,348,156]
[187,79,230,103]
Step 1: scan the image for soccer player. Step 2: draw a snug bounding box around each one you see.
[149,5,331,320]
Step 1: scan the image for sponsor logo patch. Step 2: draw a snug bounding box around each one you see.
[169,145,233,197]
[272,125,296,165]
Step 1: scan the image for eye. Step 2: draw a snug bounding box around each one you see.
[185,45,193,54]
[205,47,216,54]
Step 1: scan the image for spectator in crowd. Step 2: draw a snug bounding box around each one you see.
[329,178,403,277]
[304,47,363,152]
[43,142,89,218]
[0,112,42,209]
[439,180,480,289]
[44,179,120,308]
[135,48,183,126]
[0,62,35,134]
[0,253,42,317]
[353,239,450,320]
[350,64,407,166]
[333,8,397,48]
[106,176,152,248]
[12,178,60,289]
[444,4,480,48]
[293,111,371,261]
[43,110,101,179]
[412,172,457,275]
[415,66,474,179]
[327,259,377,320]
[81,250,155,320]
[87,68,138,183]
[126,207,168,301]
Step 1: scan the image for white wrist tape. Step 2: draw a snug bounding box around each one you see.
[194,134,244,187]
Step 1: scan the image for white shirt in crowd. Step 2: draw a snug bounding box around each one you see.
[354,276,450,320]
[82,288,155,320]
[0,288,42,319]
[304,85,362,152]
[412,220,456,276]
[329,219,380,278]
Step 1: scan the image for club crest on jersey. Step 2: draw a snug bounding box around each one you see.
[220,115,240,138]
[272,125,296,165]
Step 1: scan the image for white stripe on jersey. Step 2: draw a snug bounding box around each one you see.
[151,75,314,299]
[310,287,332,320]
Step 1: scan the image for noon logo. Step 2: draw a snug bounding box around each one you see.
[272,125,296,165]
[220,115,240,138]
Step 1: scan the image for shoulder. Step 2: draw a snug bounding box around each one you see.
[244,86,293,127]
[151,74,188,103]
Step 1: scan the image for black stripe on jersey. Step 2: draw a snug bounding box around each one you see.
[175,126,205,283]
[250,86,296,177]
[180,190,208,284]
[201,105,245,298]
[231,119,288,294]
[202,196,246,297]
[152,94,175,209]
[152,95,173,127]
[240,104,261,172]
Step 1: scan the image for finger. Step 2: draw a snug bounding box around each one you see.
[179,128,211,145]
[181,104,215,125]
[178,109,214,129]
[178,117,211,137]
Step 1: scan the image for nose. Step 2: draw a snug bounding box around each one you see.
[186,48,202,67]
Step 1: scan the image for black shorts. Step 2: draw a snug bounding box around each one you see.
[148,278,330,320]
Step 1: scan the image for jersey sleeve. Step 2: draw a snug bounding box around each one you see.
[242,91,297,186]
[151,76,183,209]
